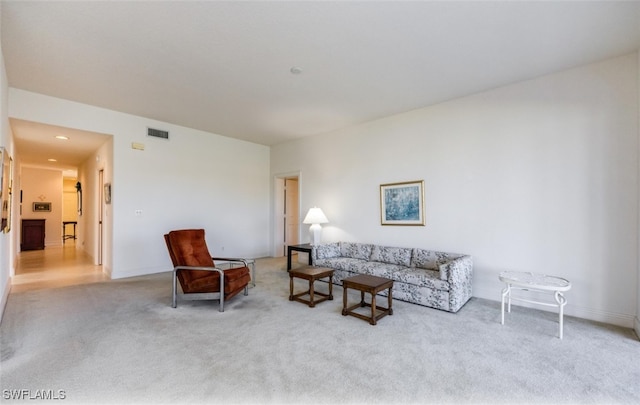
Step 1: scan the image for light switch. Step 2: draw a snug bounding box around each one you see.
[132,142,145,150]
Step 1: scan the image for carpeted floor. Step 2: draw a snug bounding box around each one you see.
[1,257,639,404]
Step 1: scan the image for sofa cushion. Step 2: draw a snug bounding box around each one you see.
[392,283,451,311]
[392,267,450,292]
[314,257,367,273]
[355,262,449,292]
[340,242,373,260]
[358,261,408,279]
[411,249,462,269]
[411,249,440,270]
[314,242,341,259]
[370,245,412,266]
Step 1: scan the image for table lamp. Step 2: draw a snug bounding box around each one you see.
[303,207,329,245]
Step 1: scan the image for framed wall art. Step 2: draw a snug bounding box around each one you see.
[76,182,82,216]
[380,180,425,226]
[104,183,111,204]
[0,148,12,233]
[33,202,51,212]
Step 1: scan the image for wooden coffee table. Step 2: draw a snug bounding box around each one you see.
[288,266,334,307]
[342,274,394,325]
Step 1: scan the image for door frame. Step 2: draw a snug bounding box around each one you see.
[273,171,301,257]
[98,168,104,265]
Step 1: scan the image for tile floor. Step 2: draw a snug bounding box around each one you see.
[11,242,109,293]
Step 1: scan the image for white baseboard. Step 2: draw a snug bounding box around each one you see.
[566,304,636,328]
[474,286,636,328]
[111,266,168,280]
[634,316,640,341]
[102,265,112,279]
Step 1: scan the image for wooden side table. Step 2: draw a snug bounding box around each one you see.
[342,274,394,325]
[289,266,334,307]
[62,221,77,243]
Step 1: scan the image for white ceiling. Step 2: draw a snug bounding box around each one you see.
[9,118,111,175]
[2,1,640,169]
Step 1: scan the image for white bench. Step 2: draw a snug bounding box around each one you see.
[499,271,571,339]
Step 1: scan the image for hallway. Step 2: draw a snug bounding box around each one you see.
[11,243,108,293]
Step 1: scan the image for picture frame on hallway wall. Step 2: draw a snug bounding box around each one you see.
[104,183,111,204]
[0,147,12,233]
[380,180,425,226]
[33,202,51,212]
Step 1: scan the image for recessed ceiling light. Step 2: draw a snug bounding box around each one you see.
[55,135,69,140]
[290,66,303,75]
[48,158,57,162]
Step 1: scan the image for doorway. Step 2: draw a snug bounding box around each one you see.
[10,118,112,287]
[274,173,300,257]
[98,169,104,265]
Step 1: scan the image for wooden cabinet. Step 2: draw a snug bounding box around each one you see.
[21,219,45,251]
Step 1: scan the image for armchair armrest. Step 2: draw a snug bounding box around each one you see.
[211,257,248,267]
[172,265,226,310]
[212,257,256,287]
[174,265,224,274]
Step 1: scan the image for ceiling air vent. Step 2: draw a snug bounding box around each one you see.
[147,127,169,140]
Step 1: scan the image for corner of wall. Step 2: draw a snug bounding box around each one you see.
[637,49,640,340]
[0,275,10,324]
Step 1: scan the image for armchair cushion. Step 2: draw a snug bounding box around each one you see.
[184,266,250,300]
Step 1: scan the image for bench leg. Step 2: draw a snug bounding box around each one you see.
[555,291,567,339]
[501,284,511,325]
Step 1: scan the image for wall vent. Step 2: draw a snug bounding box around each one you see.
[147,127,169,140]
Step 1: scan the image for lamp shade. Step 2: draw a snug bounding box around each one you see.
[303,207,328,224]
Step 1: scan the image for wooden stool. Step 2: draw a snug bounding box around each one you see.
[289,266,334,307]
[342,274,394,325]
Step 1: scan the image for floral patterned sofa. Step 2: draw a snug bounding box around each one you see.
[312,242,473,313]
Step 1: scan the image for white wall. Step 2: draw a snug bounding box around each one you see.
[636,50,640,339]
[0,3,12,322]
[76,138,113,271]
[62,178,78,222]
[8,89,271,279]
[21,167,64,247]
[272,53,639,328]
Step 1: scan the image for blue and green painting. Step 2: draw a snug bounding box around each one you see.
[384,185,420,220]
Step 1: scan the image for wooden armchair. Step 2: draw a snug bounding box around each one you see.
[164,229,251,312]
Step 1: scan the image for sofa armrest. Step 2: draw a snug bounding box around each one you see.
[439,255,473,282]
[439,255,473,312]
